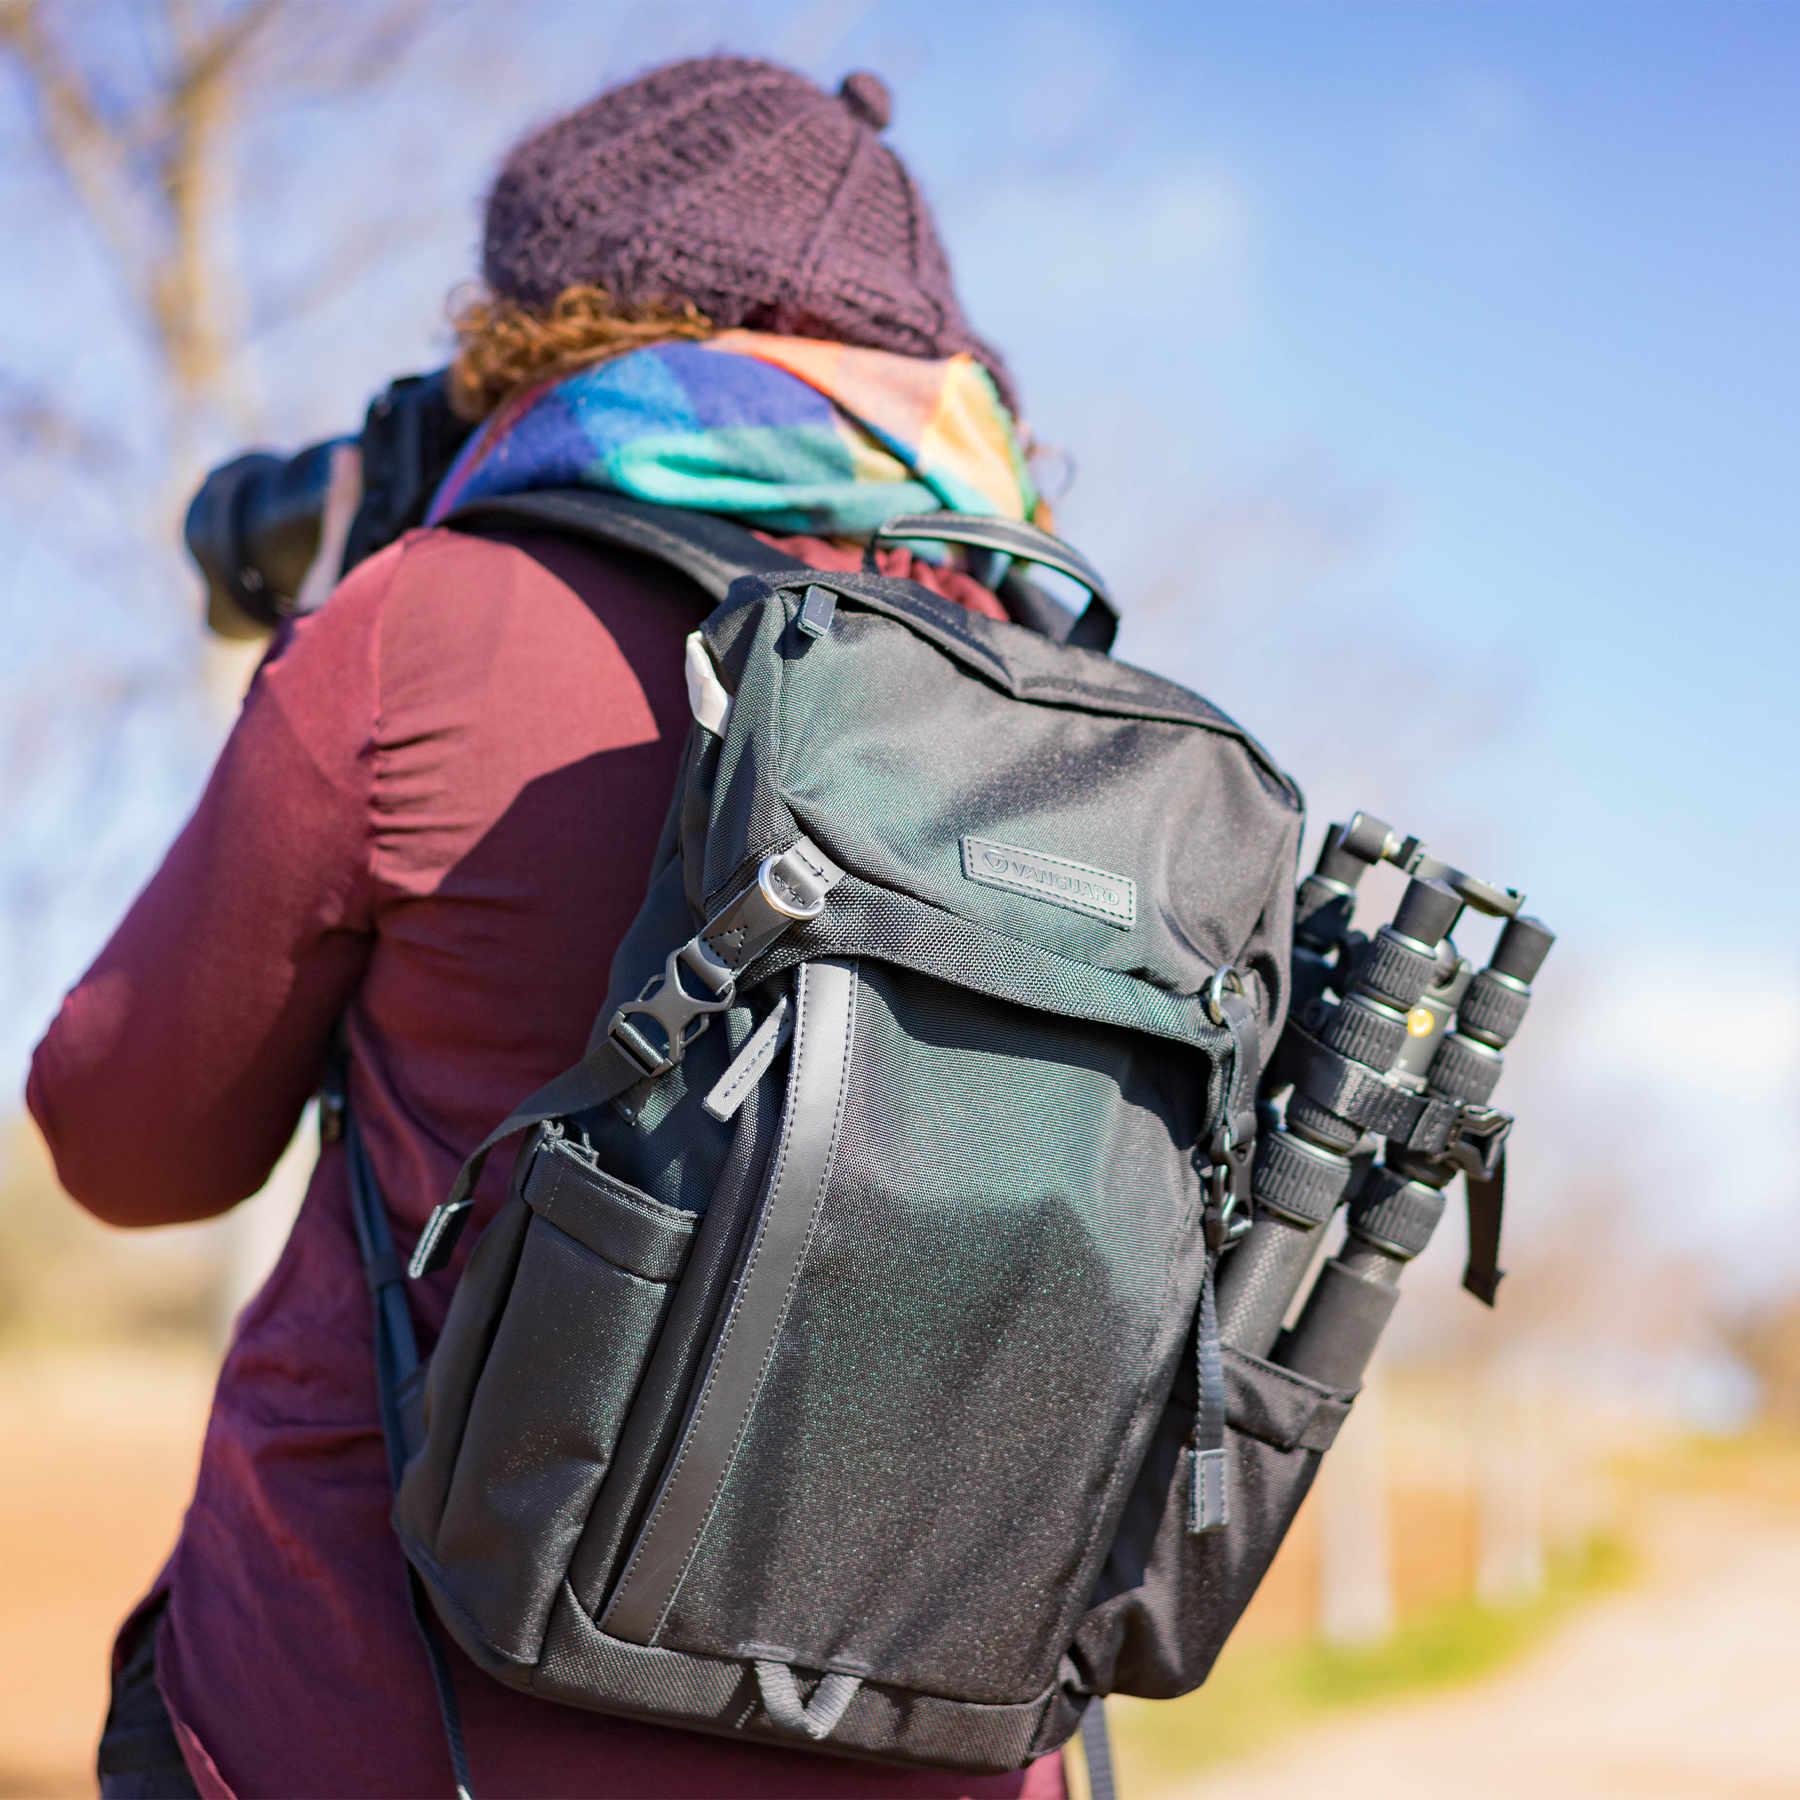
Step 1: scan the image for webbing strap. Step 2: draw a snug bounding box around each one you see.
[751,1662,863,1742]
[1187,1260,1230,1534]
[1463,1155,1507,1306]
[1189,978,1260,1534]
[407,1039,645,1278]
[1078,1700,1118,1800]
[409,839,843,1280]
[442,488,799,601]
[330,1064,476,1800]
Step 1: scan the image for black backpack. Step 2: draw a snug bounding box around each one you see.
[338,492,1351,1796]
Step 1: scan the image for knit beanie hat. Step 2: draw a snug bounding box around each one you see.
[481,55,1019,412]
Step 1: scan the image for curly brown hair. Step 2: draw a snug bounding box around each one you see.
[447,284,714,420]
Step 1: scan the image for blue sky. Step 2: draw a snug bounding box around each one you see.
[2,1,1794,1296]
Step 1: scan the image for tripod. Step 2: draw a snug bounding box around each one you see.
[1216,812,1554,1386]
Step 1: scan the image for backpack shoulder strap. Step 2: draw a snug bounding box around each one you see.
[440,487,801,601]
[442,489,1114,650]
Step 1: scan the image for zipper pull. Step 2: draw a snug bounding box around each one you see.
[702,996,793,1122]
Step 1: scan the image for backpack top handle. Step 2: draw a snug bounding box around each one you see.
[866,512,1119,653]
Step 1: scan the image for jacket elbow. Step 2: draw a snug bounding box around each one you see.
[25,1059,242,1229]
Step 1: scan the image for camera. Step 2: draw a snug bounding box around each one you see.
[184,370,473,637]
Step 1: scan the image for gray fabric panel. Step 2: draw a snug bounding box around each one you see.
[521,1136,695,1282]
[567,1064,783,1613]
[1072,1349,1353,1700]
[755,877,1233,1051]
[395,1189,532,1551]
[601,960,858,1644]
[1223,1347,1353,1454]
[720,566,1285,770]
[655,961,1208,1703]
[769,605,1298,1006]
[537,1585,1054,1773]
[425,1207,685,1662]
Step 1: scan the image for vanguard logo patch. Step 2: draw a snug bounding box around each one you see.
[960,836,1136,929]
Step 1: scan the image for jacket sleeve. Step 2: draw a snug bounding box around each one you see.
[24,548,397,1227]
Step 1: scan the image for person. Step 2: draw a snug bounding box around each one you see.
[28,54,1070,1800]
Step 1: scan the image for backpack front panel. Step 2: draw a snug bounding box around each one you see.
[396,570,1309,1769]
[620,956,1211,1703]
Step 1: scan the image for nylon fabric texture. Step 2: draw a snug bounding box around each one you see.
[391,513,1332,1774]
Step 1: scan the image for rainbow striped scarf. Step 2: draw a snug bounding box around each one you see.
[427,330,1038,536]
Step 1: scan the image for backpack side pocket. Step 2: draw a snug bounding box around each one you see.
[398,1130,695,1668]
[1070,1347,1353,1700]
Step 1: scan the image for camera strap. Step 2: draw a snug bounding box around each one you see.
[322,1052,477,1800]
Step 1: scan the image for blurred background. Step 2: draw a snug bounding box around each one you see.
[1,2,1795,1795]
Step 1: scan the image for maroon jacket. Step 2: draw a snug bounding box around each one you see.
[28,523,1065,1800]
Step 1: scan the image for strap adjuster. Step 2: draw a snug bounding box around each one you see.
[607,941,737,1078]
[1443,1103,1512,1181]
[1201,1122,1253,1252]
[603,841,842,1081]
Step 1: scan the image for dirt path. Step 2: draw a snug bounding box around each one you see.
[1178,1492,1800,1800]
[0,1347,215,1799]
[7,1345,1794,1799]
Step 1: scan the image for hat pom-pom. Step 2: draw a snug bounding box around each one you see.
[839,70,892,131]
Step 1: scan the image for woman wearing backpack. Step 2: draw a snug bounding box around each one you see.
[29,57,1066,1800]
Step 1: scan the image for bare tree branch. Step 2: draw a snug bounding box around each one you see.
[268,0,433,98]
[0,0,161,331]
[0,370,128,469]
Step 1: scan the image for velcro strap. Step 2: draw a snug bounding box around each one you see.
[1287,1027,1425,1137]
[1463,1155,1507,1306]
[1285,1027,1463,1154]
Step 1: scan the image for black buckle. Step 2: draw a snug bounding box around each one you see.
[1201,1123,1253,1253]
[1444,1104,1512,1182]
[607,940,736,1078]
[602,844,836,1081]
